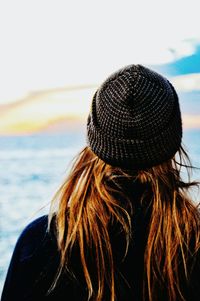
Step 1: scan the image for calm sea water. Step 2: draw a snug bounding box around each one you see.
[0,129,200,293]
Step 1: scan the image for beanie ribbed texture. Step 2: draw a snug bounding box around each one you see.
[87,64,182,169]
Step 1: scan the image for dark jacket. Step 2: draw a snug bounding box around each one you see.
[1,208,200,300]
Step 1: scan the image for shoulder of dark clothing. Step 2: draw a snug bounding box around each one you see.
[1,215,88,300]
[16,215,55,262]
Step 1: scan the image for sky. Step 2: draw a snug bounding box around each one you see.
[0,0,200,104]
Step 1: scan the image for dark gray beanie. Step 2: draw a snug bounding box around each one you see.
[87,64,182,169]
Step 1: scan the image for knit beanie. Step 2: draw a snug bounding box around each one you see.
[87,64,182,169]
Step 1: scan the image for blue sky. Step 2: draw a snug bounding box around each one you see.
[152,43,200,76]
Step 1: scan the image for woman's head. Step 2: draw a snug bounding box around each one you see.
[50,65,200,301]
[87,64,182,169]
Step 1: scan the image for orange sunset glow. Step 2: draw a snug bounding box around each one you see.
[0,86,97,135]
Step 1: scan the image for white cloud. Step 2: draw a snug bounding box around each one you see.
[0,0,199,103]
[171,73,200,92]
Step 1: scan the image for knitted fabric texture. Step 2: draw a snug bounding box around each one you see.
[87,64,182,169]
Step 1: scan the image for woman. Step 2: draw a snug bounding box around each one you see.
[1,64,200,301]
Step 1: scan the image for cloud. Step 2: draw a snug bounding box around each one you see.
[0,0,200,104]
[172,73,200,92]
[0,86,96,135]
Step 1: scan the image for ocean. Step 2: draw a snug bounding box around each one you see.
[0,129,199,293]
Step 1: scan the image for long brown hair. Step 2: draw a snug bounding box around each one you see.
[49,146,200,301]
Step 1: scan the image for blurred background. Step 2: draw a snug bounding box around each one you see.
[0,0,200,293]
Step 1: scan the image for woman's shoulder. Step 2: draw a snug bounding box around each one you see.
[20,215,48,237]
[15,214,57,262]
[1,215,61,301]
